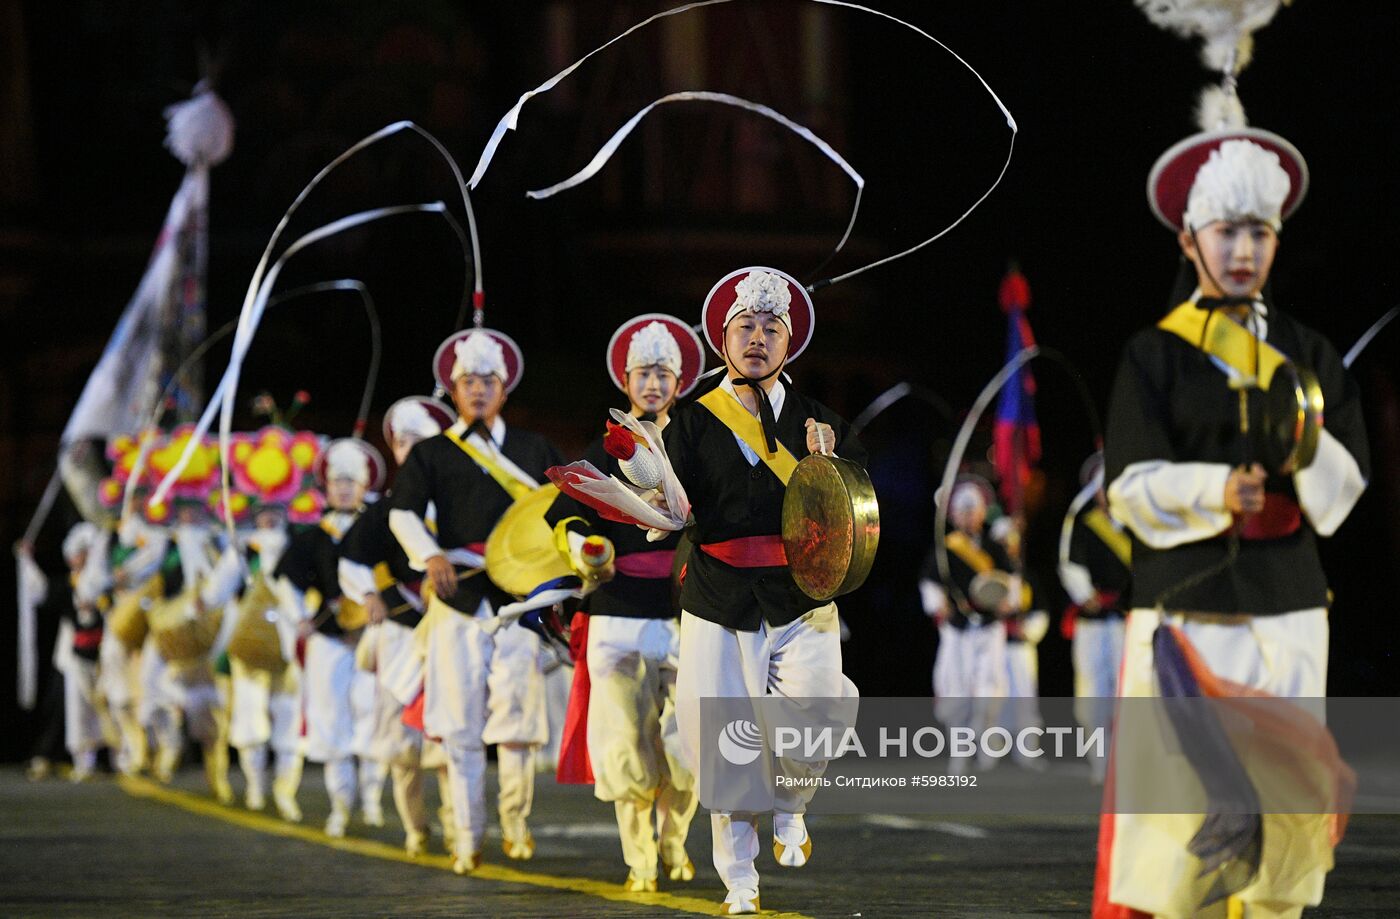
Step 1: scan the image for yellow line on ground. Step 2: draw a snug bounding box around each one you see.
[117,776,812,918]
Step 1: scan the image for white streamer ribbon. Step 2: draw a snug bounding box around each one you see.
[149,203,447,520]
[528,91,865,255]
[468,0,1016,289]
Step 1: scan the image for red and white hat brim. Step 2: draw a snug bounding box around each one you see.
[1147,127,1308,232]
[701,266,814,365]
[605,312,707,398]
[432,328,524,393]
[382,395,455,444]
[315,437,387,491]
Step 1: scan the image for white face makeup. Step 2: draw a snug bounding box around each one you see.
[326,477,366,511]
[452,372,507,426]
[723,310,789,381]
[1180,219,1279,300]
[626,364,678,416]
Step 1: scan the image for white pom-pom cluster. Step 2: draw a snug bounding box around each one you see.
[1185,138,1291,231]
[164,89,235,167]
[387,400,441,440]
[732,270,792,319]
[326,440,371,486]
[625,321,683,376]
[452,332,508,382]
[619,445,664,490]
[1135,0,1283,74]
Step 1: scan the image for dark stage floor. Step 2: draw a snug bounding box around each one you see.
[2,764,1396,917]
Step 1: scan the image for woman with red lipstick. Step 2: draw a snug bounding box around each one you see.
[546,314,706,893]
[1093,55,1372,919]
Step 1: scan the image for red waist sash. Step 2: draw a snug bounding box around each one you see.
[699,535,787,568]
[614,550,676,579]
[1239,493,1302,541]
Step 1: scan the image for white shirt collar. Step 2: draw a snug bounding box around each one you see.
[719,375,786,421]
[449,415,506,446]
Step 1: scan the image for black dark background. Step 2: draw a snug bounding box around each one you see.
[3,1,1397,763]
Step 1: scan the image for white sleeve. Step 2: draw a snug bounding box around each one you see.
[200,546,245,610]
[389,509,443,572]
[18,551,49,608]
[918,579,948,618]
[338,557,378,605]
[1106,460,1234,549]
[1058,561,1096,606]
[1294,428,1367,537]
[272,575,309,623]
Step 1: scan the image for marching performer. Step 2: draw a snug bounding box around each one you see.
[547,315,704,891]
[56,523,112,782]
[661,268,863,915]
[1095,7,1369,914]
[919,477,1024,773]
[223,424,324,822]
[388,328,561,873]
[1057,453,1129,784]
[338,394,458,856]
[273,435,385,838]
[991,516,1049,772]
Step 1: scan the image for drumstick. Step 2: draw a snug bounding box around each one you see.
[386,567,483,617]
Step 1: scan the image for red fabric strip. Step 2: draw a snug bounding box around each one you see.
[614,550,676,579]
[1238,493,1301,540]
[555,611,594,784]
[699,535,787,568]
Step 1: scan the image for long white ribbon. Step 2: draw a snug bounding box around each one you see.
[933,346,1038,598]
[527,91,865,255]
[468,0,1015,288]
[149,203,446,513]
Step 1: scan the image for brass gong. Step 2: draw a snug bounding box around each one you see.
[782,454,880,602]
[1255,361,1324,474]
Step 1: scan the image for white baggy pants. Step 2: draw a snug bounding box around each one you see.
[675,604,856,894]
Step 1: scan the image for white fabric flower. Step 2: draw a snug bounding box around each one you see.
[451,331,508,382]
[326,440,371,485]
[387,400,441,440]
[625,321,683,376]
[726,270,793,330]
[1185,138,1291,231]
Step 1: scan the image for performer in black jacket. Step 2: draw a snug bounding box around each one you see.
[919,477,1027,774]
[547,314,705,892]
[1094,56,1369,919]
[273,435,384,838]
[338,394,455,857]
[1057,453,1130,784]
[661,267,864,916]
[387,328,561,874]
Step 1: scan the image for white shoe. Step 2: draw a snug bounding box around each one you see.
[623,871,658,893]
[502,831,536,861]
[722,887,760,915]
[663,855,696,882]
[325,804,350,839]
[773,815,811,868]
[246,788,267,811]
[273,786,302,823]
[452,846,482,875]
[69,765,96,784]
[405,829,430,857]
[361,798,385,828]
